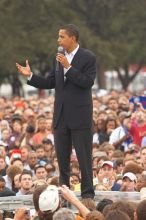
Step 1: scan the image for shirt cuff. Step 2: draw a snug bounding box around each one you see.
[64,65,71,72]
[27,72,33,81]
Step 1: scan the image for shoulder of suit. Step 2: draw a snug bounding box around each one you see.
[79,47,96,58]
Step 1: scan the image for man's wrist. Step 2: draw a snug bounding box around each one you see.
[65,65,71,71]
[27,72,33,80]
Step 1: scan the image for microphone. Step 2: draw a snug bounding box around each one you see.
[56,46,65,72]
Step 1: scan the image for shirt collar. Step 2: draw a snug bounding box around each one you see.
[65,44,79,56]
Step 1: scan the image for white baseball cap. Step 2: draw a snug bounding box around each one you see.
[39,185,60,212]
[123,172,137,182]
[101,161,113,168]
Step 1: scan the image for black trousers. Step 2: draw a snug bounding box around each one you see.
[54,109,94,198]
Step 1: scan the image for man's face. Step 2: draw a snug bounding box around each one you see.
[0,158,6,170]
[140,149,146,165]
[101,165,114,178]
[20,174,33,191]
[122,177,136,191]
[108,99,118,110]
[136,175,146,192]
[27,152,37,167]
[21,148,28,161]
[36,148,45,159]
[35,167,47,180]
[58,29,74,52]
[2,129,10,141]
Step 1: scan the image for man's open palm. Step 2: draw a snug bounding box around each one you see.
[16,60,31,77]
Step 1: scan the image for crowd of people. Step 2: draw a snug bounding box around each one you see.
[0,89,146,219]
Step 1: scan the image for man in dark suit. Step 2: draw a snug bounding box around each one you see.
[16,24,96,198]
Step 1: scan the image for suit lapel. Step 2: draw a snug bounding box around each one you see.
[70,47,82,67]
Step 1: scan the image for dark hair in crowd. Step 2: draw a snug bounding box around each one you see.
[136,199,146,220]
[96,199,113,213]
[108,200,134,220]
[105,210,130,220]
[19,169,32,181]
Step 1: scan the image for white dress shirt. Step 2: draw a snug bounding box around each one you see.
[64,44,79,74]
[28,45,79,81]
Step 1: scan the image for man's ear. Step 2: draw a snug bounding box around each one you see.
[134,211,137,220]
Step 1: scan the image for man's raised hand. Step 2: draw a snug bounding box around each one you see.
[16,60,31,77]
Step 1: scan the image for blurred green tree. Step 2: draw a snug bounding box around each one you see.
[0,0,146,94]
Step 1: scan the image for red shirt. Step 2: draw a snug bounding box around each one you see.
[130,123,146,147]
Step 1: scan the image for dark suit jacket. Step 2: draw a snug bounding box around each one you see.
[28,47,96,129]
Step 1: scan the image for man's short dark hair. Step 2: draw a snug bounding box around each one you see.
[42,138,53,145]
[60,24,79,41]
[34,164,45,173]
[96,198,113,213]
[19,169,32,181]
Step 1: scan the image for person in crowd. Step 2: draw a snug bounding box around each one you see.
[104,200,134,220]
[0,175,15,197]
[102,144,115,160]
[86,210,105,220]
[93,118,109,145]
[45,162,57,179]
[134,199,146,220]
[70,161,80,177]
[12,207,32,220]
[16,170,33,195]
[135,172,146,192]
[34,164,48,180]
[120,172,137,191]
[0,155,8,176]
[16,23,96,199]
[42,138,54,163]
[96,199,113,213]
[123,161,143,177]
[0,120,10,141]
[105,117,119,139]
[8,116,23,151]
[11,158,24,171]
[123,110,146,147]
[20,146,30,168]
[3,164,22,190]
[114,158,124,177]
[118,95,130,112]
[107,97,119,113]
[109,112,133,151]
[32,114,49,146]
[0,145,10,165]
[20,124,35,148]
[23,107,36,127]
[70,172,81,191]
[140,147,146,170]
[105,210,130,220]
[33,184,61,220]
[0,127,11,147]
[35,144,48,165]
[24,150,38,175]
[53,208,76,220]
[45,117,54,144]
[13,173,21,193]
[95,161,121,191]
